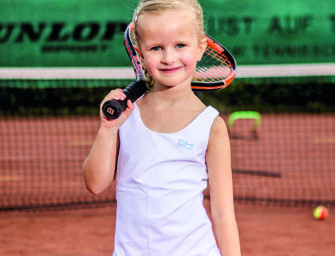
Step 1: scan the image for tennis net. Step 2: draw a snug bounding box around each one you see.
[0,65,334,210]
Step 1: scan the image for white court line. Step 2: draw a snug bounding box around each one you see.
[0,67,135,79]
[0,63,335,79]
[236,63,335,78]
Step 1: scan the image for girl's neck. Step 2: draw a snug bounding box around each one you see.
[147,81,194,106]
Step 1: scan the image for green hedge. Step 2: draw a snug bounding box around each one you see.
[1,77,334,116]
[202,77,335,113]
[0,86,110,116]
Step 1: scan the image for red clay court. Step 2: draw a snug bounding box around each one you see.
[0,113,334,255]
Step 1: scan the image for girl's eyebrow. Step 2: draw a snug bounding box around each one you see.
[144,39,191,48]
[146,42,162,48]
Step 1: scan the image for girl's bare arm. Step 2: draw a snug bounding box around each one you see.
[206,116,241,256]
[82,90,134,195]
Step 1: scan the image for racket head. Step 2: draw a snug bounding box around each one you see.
[191,35,237,91]
[124,22,237,92]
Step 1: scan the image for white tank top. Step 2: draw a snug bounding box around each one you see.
[113,103,220,256]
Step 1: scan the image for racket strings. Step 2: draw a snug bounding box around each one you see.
[193,47,233,83]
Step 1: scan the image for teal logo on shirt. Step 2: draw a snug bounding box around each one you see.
[177,139,193,150]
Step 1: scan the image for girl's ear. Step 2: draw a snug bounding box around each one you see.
[135,46,144,59]
[196,36,207,62]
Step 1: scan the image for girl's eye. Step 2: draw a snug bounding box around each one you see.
[176,43,186,49]
[151,46,161,51]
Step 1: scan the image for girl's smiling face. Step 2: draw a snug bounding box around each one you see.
[136,8,207,89]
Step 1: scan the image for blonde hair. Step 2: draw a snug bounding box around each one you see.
[133,0,205,40]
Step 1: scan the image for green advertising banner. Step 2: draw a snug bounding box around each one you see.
[203,0,335,65]
[0,0,334,67]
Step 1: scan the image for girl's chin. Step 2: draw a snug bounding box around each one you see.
[154,80,191,89]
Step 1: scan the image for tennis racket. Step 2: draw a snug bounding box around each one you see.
[102,22,237,119]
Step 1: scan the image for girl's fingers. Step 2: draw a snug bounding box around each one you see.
[104,89,126,102]
[99,89,134,129]
[124,99,134,114]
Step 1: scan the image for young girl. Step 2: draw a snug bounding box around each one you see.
[83,0,241,255]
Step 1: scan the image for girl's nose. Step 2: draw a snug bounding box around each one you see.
[161,49,177,64]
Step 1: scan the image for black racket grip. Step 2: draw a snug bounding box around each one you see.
[102,80,148,119]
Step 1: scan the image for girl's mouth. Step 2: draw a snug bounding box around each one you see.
[159,67,181,73]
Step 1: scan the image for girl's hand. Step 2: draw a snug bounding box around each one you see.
[99,89,135,129]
